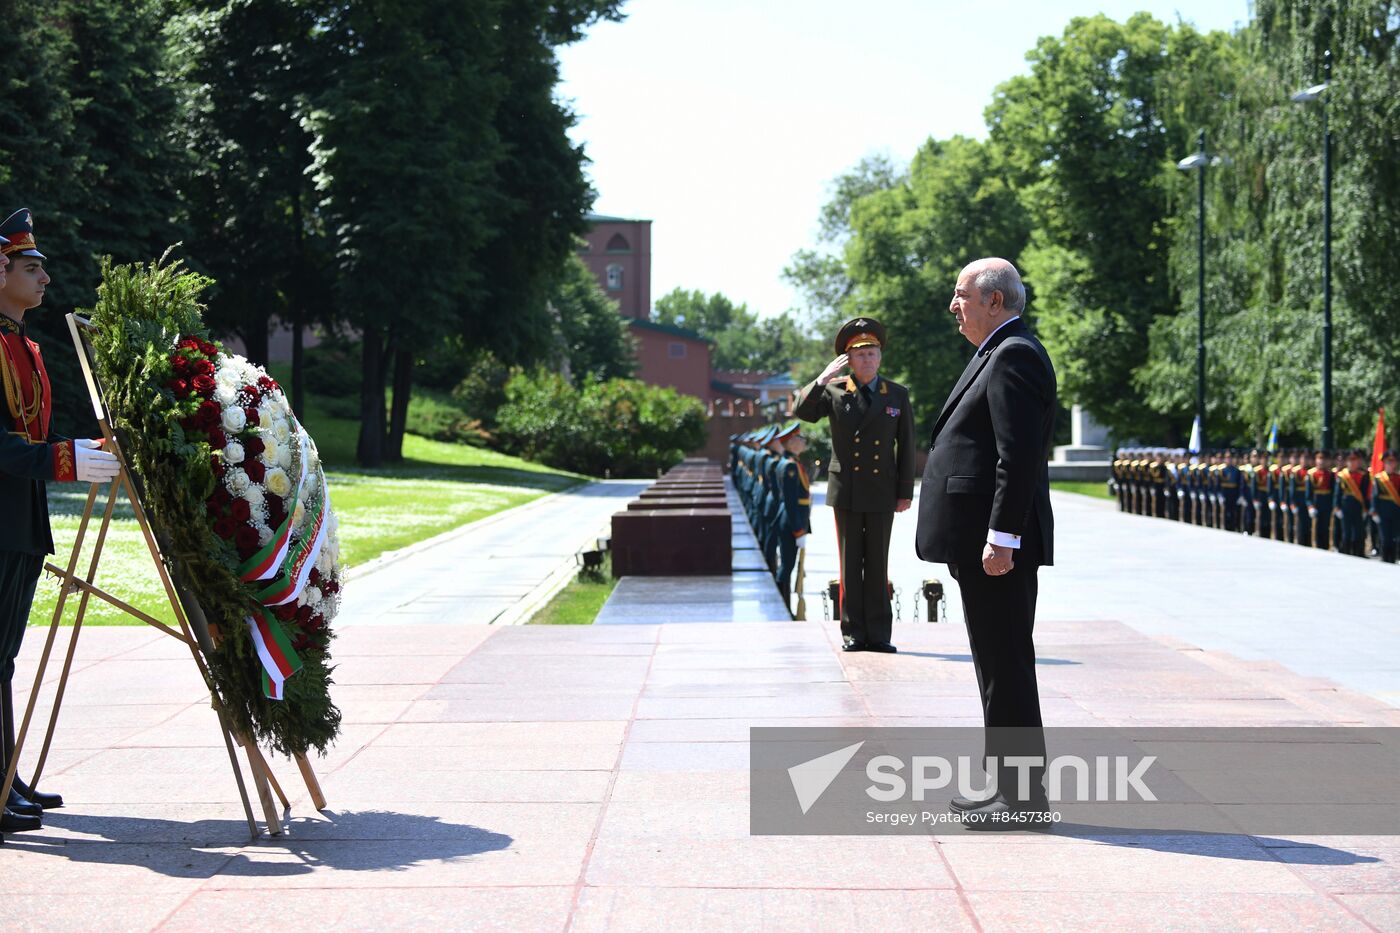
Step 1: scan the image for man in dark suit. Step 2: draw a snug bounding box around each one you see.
[914,258,1056,825]
[794,317,915,652]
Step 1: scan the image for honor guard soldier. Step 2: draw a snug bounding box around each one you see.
[1268,450,1287,542]
[1334,449,1370,557]
[1220,450,1242,532]
[1174,450,1191,522]
[1,211,120,834]
[1148,449,1168,518]
[1111,448,1127,511]
[1250,449,1271,538]
[772,422,811,605]
[1303,450,1334,549]
[761,427,787,572]
[1162,450,1181,521]
[1290,450,1313,547]
[1372,450,1400,563]
[795,317,914,652]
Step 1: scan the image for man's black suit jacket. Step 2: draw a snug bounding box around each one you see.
[915,318,1056,567]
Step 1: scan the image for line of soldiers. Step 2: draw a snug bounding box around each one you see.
[730,422,812,607]
[1111,446,1400,562]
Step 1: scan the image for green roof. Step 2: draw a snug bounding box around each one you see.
[628,317,713,344]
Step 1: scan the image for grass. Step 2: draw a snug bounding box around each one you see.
[30,388,582,627]
[1051,480,1115,501]
[528,557,616,625]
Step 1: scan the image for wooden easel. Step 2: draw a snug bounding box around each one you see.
[0,313,326,841]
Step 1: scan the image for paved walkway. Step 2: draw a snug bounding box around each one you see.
[338,480,647,627]
[800,482,1400,707]
[6,616,1398,931]
[595,478,789,625]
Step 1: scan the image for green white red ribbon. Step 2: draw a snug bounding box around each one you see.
[237,432,311,583]
[246,607,304,700]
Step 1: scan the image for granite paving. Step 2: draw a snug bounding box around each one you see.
[5,613,1398,931]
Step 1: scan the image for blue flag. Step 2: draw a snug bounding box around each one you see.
[1266,419,1279,455]
[1188,415,1202,454]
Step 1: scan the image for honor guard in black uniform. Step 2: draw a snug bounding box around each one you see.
[1,211,120,834]
[1269,452,1289,542]
[1289,450,1312,547]
[1220,450,1242,532]
[1334,449,1370,557]
[1372,451,1400,563]
[794,317,914,652]
[1148,449,1168,518]
[772,422,811,605]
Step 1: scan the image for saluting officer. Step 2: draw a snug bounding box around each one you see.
[1,210,121,833]
[794,317,914,652]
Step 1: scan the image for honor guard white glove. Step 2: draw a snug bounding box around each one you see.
[795,534,807,549]
[74,439,120,483]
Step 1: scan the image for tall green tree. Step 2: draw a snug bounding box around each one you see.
[552,254,636,384]
[653,288,814,372]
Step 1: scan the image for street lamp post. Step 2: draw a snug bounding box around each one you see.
[1176,130,1210,448]
[1292,53,1333,450]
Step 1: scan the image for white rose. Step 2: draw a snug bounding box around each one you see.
[265,467,292,498]
[215,366,239,387]
[273,419,291,443]
[276,444,292,469]
[226,468,250,495]
[215,384,239,406]
[292,501,307,531]
[261,437,282,467]
[257,523,274,546]
[304,586,323,606]
[221,407,247,434]
[224,441,245,465]
[242,485,265,509]
[258,406,275,430]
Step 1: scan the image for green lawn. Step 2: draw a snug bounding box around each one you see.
[528,557,616,625]
[1051,480,1114,500]
[31,402,581,627]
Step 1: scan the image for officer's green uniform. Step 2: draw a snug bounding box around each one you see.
[793,318,914,649]
[1290,455,1312,547]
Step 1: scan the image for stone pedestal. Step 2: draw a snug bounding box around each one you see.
[1049,404,1112,480]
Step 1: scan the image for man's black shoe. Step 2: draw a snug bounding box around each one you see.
[957,799,1052,832]
[867,642,897,653]
[5,787,41,817]
[949,792,997,812]
[1,807,41,833]
[841,637,867,652]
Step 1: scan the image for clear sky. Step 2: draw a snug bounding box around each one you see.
[557,0,1253,320]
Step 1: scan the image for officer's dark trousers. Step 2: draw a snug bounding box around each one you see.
[949,558,1045,804]
[1294,503,1312,547]
[776,534,797,606]
[832,508,893,644]
[1337,505,1365,556]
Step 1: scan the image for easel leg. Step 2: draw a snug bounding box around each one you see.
[244,743,284,837]
[295,754,328,811]
[212,705,259,840]
[245,742,290,810]
[30,481,122,789]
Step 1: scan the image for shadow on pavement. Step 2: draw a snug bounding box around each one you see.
[1042,824,1382,864]
[898,651,1080,666]
[8,809,513,878]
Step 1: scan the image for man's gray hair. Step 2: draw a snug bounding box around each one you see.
[973,263,1026,314]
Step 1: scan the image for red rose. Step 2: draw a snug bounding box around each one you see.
[244,406,259,424]
[214,516,237,539]
[275,603,298,621]
[200,340,218,356]
[242,384,260,399]
[172,355,193,375]
[195,400,221,429]
[207,428,227,450]
[268,501,287,528]
[205,499,221,517]
[292,634,312,652]
[168,378,190,398]
[230,499,251,523]
[193,359,215,377]
[324,581,339,595]
[235,525,260,555]
[244,437,265,457]
[244,461,266,484]
[192,374,217,396]
[295,605,314,624]
[212,487,232,508]
[309,567,321,586]
[258,376,275,390]
[212,460,227,479]
[304,613,325,632]
[178,337,200,351]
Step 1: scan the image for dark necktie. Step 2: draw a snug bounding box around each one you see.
[859,384,873,414]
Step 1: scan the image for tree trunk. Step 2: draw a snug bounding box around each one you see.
[387,347,413,463]
[357,328,385,467]
[241,314,271,368]
[291,310,305,419]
